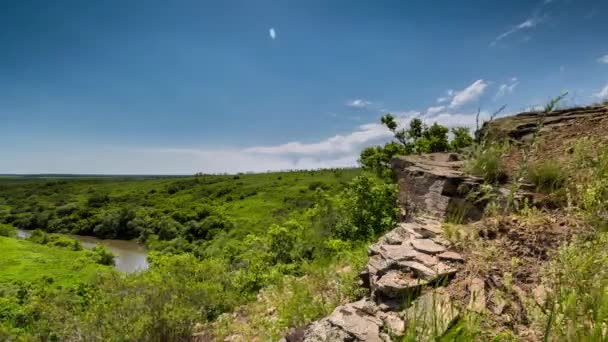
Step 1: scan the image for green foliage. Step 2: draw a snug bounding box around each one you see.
[0,168,397,341]
[420,122,450,152]
[0,223,15,237]
[567,137,608,229]
[330,174,398,241]
[359,142,407,179]
[267,220,304,264]
[89,245,115,266]
[27,229,83,251]
[527,160,566,193]
[542,232,608,341]
[0,236,110,287]
[362,114,461,178]
[451,127,474,150]
[466,143,508,183]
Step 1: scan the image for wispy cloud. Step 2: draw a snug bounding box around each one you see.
[491,16,541,46]
[495,77,519,99]
[597,55,608,64]
[346,99,372,108]
[437,90,454,103]
[426,106,445,115]
[594,84,608,99]
[448,80,488,109]
[269,28,276,40]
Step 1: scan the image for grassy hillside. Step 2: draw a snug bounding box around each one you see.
[0,236,110,287]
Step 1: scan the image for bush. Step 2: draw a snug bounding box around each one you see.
[46,234,82,251]
[90,245,115,266]
[527,160,566,193]
[333,174,398,241]
[451,127,474,150]
[87,192,110,207]
[0,223,15,237]
[466,143,508,183]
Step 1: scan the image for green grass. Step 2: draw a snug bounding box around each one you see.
[0,236,110,287]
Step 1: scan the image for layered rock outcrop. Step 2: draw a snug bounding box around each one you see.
[479,105,608,143]
[298,215,463,342]
[290,154,473,342]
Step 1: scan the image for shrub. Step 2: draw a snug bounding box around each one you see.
[46,234,82,251]
[466,143,508,183]
[527,160,566,193]
[87,192,110,207]
[0,223,15,237]
[450,127,474,150]
[90,245,115,266]
[334,174,398,241]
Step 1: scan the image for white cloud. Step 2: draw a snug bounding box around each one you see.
[244,121,394,156]
[346,99,372,108]
[448,80,488,108]
[269,28,276,40]
[491,16,541,46]
[436,89,453,103]
[598,55,608,64]
[495,78,519,99]
[594,84,608,99]
[3,105,496,175]
[426,105,445,115]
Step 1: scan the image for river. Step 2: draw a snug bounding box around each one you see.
[16,229,149,273]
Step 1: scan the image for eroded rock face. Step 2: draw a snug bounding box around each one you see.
[390,153,485,221]
[294,153,480,341]
[479,105,608,143]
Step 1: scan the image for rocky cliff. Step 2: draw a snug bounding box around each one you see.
[286,154,480,341]
[480,104,608,143]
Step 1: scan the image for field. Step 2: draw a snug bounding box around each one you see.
[0,236,110,287]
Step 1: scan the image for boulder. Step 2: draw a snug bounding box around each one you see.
[375,270,428,298]
[326,301,383,342]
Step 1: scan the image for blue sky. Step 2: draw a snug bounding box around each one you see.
[1,0,607,174]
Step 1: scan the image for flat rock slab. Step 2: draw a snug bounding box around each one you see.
[437,251,465,262]
[378,244,418,262]
[399,261,438,281]
[375,270,428,297]
[302,320,353,342]
[327,302,382,342]
[411,239,446,254]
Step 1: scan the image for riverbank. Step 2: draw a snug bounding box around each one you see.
[0,236,111,287]
[16,229,148,272]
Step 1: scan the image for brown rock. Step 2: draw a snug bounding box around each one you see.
[379,244,418,262]
[437,251,465,262]
[468,278,486,313]
[414,252,439,267]
[326,302,382,342]
[533,285,549,308]
[411,239,446,254]
[302,320,352,342]
[375,270,428,297]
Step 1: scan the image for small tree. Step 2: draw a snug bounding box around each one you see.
[451,127,474,150]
